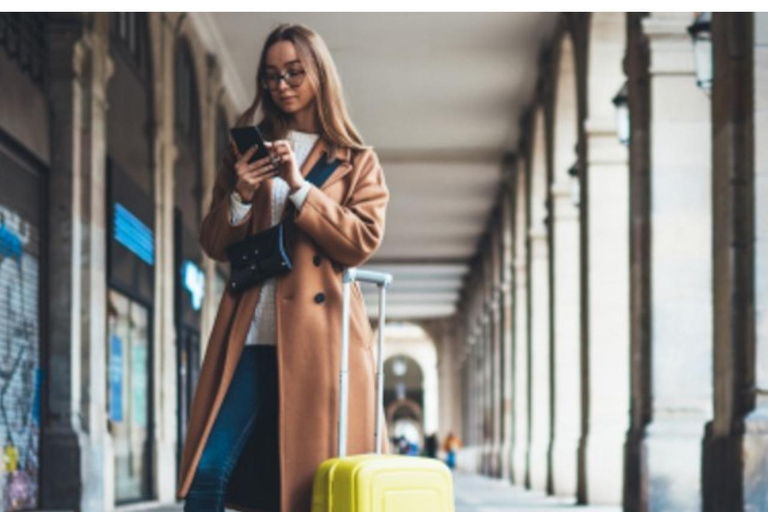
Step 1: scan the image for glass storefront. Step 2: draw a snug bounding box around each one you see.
[107,290,152,502]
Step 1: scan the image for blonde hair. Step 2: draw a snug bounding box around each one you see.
[235,23,368,161]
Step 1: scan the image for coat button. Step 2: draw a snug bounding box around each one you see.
[313,254,323,267]
[314,293,326,304]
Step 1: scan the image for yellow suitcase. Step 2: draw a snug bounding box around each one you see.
[311,269,455,512]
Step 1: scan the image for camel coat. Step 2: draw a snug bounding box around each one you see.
[175,135,390,512]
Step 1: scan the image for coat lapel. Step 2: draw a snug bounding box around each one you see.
[246,136,355,237]
[302,137,354,190]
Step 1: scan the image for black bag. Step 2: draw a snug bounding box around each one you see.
[225,152,342,293]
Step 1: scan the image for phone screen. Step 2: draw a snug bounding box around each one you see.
[229,126,271,164]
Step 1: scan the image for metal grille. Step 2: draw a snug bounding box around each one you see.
[110,13,149,81]
[0,145,42,512]
[0,13,48,89]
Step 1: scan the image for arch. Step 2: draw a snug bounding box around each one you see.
[386,398,424,428]
[380,323,439,437]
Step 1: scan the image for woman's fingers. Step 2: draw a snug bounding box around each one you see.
[244,154,276,173]
[244,170,275,187]
[236,144,258,165]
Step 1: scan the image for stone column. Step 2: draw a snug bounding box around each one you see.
[40,13,113,512]
[641,12,714,512]
[742,12,768,512]
[583,15,631,505]
[528,109,552,493]
[200,52,225,345]
[490,225,504,479]
[150,13,180,502]
[500,171,515,483]
[481,281,492,476]
[512,156,531,487]
[474,319,484,469]
[704,12,763,512]
[624,13,652,512]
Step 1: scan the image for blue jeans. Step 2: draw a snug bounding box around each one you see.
[184,345,279,512]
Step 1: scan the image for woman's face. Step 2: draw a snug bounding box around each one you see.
[264,41,316,116]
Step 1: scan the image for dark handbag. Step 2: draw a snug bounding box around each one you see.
[225,152,342,293]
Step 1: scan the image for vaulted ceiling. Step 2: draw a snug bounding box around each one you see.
[194,12,559,320]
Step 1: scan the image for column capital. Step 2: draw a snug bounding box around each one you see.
[642,13,696,75]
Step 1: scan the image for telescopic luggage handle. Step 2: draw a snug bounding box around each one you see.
[337,267,393,458]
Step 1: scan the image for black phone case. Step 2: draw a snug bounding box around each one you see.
[230,126,272,164]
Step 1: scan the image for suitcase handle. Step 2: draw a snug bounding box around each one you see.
[338,267,393,458]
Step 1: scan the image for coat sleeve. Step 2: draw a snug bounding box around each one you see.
[199,145,253,263]
[293,148,389,268]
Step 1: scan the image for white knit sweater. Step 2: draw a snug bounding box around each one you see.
[228,129,319,345]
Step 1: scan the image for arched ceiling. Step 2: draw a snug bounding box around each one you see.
[193,12,559,321]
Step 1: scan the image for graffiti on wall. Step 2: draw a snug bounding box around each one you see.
[0,207,40,511]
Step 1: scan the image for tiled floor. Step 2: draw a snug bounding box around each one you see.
[453,472,621,512]
[132,472,622,512]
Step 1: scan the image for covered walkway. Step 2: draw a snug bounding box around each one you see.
[128,472,621,512]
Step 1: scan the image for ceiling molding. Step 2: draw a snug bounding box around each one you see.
[189,12,250,112]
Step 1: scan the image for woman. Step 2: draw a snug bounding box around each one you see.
[175,23,390,512]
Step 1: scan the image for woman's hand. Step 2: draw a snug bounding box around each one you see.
[265,140,305,192]
[231,141,279,201]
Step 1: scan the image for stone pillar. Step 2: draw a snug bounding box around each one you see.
[583,14,631,506]
[481,280,492,476]
[512,156,531,487]
[742,12,768,511]
[40,13,113,512]
[550,35,582,498]
[490,225,504,479]
[528,109,552,493]
[624,13,652,512]
[704,12,761,512]
[150,13,180,502]
[200,52,225,346]
[500,171,515,483]
[473,319,484,469]
[641,12,714,512]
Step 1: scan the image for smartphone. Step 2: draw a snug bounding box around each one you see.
[229,126,272,164]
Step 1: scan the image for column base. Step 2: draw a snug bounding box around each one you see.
[703,407,768,512]
[584,430,624,505]
[643,417,707,512]
[623,425,648,512]
[500,441,512,482]
[702,421,742,512]
[457,446,482,473]
[742,407,768,512]
[39,424,83,511]
[550,435,579,497]
[529,438,550,493]
[512,441,530,487]
[490,441,502,478]
[154,434,178,503]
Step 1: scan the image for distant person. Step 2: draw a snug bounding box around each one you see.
[443,431,462,470]
[424,433,439,458]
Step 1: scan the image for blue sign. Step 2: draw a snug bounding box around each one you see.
[114,202,154,266]
[131,342,148,429]
[109,334,124,423]
[183,260,205,311]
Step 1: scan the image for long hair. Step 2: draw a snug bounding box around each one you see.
[235,23,368,161]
